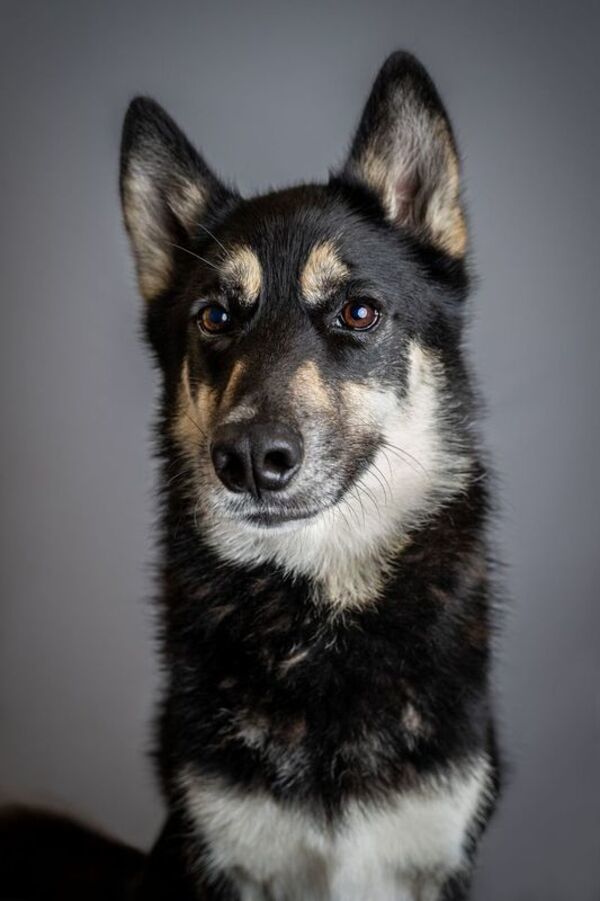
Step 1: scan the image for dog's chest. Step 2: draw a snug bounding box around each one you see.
[180,758,489,900]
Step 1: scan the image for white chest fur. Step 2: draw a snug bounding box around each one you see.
[180,756,490,900]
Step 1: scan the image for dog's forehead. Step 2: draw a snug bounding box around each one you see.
[216,186,360,306]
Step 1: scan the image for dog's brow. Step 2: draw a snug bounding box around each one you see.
[300,241,349,306]
[219,245,262,305]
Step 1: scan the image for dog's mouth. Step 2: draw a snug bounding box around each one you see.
[207,450,378,533]
[214,488,347,532]
[241,506,328,530]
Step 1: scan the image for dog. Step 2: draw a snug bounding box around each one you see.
[0,51,501,900]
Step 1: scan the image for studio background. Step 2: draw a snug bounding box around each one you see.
[1,2,598,898]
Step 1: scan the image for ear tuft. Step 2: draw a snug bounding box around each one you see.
[120,97,235,301]
[340,52,467,257]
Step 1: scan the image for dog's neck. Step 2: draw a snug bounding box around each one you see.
[159,464,490,627]
[155,470,492,805]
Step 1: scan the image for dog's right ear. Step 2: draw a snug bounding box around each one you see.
[120,97,237,302]
[338,52,467,258]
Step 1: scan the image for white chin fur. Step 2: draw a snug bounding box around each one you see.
[202,342,472,609]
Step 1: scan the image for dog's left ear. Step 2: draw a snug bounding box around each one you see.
[120,97,237,301]
[339,52,467,257]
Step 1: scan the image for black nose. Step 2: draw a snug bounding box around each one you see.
[211,422,303,496]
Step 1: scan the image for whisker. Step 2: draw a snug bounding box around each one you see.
[350,485,368,529]
[350,485,367,529]
[381,439,428,475]
[183,410,209,442]
[370,462,392,505]
[195,222,231,259]
[330,493,353,535]
[333,407,427,477]
[357,480,381,517]
[347,491,364,529]
[167,242,220,271]
[380,445,395,482]
[379,443,416,472]
[337,503,354,536]
[164,468,192,489]
[193,496,202,533]
[380,446,424,481]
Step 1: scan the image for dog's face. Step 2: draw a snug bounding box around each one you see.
[120,53,476,605]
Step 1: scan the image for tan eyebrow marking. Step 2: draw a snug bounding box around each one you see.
[219,245,262,305]
[300,241,349,306]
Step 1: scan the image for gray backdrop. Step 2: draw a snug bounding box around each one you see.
[1,2,598,898]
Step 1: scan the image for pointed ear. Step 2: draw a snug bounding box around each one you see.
[120,97,237,301]
[339,52,467,258]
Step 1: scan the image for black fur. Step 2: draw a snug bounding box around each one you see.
[0,52,502,900]
[137,50,502,899]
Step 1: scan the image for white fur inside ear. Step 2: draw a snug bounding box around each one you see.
[348,98,466,257]
[203,342,473,608]
[122,160,208,301]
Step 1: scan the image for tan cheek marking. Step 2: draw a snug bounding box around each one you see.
[300,241,349,306]
[341,344,438,428]
[171,359,216,458]
[341,379,371,408]
[292,361,333,412]
[220,246,262,305]
[220,359,247,412]
[340,378,399,432]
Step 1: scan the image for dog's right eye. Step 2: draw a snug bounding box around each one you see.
[339,300,380,331]
[196,304,232,335]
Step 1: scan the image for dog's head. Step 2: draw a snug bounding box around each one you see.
[120,52,477,605]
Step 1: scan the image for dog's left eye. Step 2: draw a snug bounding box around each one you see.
[338,301,380,331]
[196,304,231,335]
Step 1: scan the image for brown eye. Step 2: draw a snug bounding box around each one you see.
[339,301,380,331]
[197,304,231,335]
